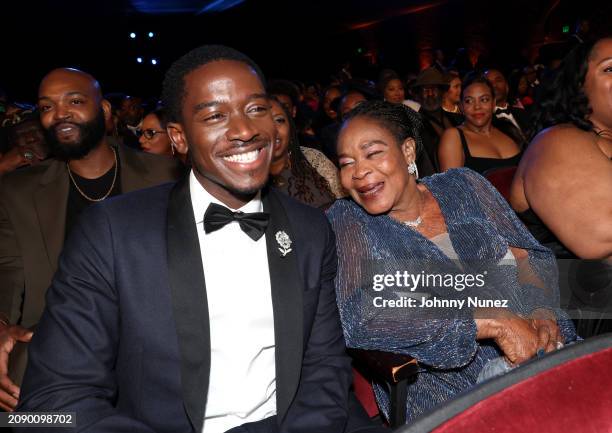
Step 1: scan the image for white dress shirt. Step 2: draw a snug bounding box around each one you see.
[189,172,277,433]
[403,99,421,112]
[495,104,522,133]
[126,119,143,136]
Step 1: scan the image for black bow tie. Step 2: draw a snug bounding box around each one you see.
[496,107,512,115]
[203,202,269,241]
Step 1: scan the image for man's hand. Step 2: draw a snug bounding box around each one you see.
[0,321,33,411]
[0,147,34,175]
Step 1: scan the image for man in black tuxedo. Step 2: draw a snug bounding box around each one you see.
[18,46,383,433]
[485,68,531,137]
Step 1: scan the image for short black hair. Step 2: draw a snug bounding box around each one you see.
[149,106,169,129]
[484,67,508,79]
[161,44,266,123]
[267,79,299,108]
[339,89,368,119]
[377,71,403,96]
[460,72,496,100]
[342,100,424,157]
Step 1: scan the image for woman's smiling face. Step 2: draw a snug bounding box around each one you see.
[337,116,414,216]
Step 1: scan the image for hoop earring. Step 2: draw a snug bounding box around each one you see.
[407,161,419,179]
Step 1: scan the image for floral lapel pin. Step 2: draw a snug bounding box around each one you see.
[275,231,292,257]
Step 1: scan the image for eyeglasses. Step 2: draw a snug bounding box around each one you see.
[141,129,166,140]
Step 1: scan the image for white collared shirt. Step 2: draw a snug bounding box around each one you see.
[403,99,421,112]
[189,172,276,433]
[495,104,522,133]
[126,119,143,136]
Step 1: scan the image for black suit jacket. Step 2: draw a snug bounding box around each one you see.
[0,143,179,329]
[18,179,383,433]
[0,144,179,387]
[495,106,531,137]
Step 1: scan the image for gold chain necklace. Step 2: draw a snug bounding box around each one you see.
[67,147,118,202]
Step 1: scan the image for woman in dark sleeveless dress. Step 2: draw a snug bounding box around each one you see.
[438,74,524,174]
[510,38,612,337]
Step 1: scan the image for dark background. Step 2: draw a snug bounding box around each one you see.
[2,0,610,101]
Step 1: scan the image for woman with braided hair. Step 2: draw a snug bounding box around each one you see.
[327,100,576,421]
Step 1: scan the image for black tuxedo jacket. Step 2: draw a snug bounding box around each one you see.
[18,178,382,433]
[495,106,531,137]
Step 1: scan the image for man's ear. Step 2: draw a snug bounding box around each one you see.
[167,122,188,155]
[101,100,112,123]
[401,137,417,164]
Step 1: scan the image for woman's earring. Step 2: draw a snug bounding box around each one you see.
[407,161,419,179]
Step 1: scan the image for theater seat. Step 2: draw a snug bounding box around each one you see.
[350,349,419,427]
[352,367,379,418]
[395,333,612,433]
[483,166,517,202]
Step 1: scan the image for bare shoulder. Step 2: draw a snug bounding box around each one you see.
[524,125,597,163]
[440,126,461,142]
[521,123,611,197]
[438,128,464,170]
[438,127,462,151]
[517,125,612,259]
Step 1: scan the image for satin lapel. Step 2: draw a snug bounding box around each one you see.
[34,161,69,270]
[263,189,303,423]
[167,177,210,431]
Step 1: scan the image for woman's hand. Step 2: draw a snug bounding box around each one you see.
[494,316,541,364]
[475,308,544,365]
[529,308,563,353]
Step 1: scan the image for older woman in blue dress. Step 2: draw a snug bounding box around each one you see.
[327,100,576,421]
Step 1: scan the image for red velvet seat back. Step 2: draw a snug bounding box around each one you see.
[433,348,612,433]
[484,166,517,202]
[352,367,380,418]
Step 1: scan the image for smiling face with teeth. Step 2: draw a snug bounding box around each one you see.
[168,60,275,209]
[37,68,111,160]
[337,116,419,219]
